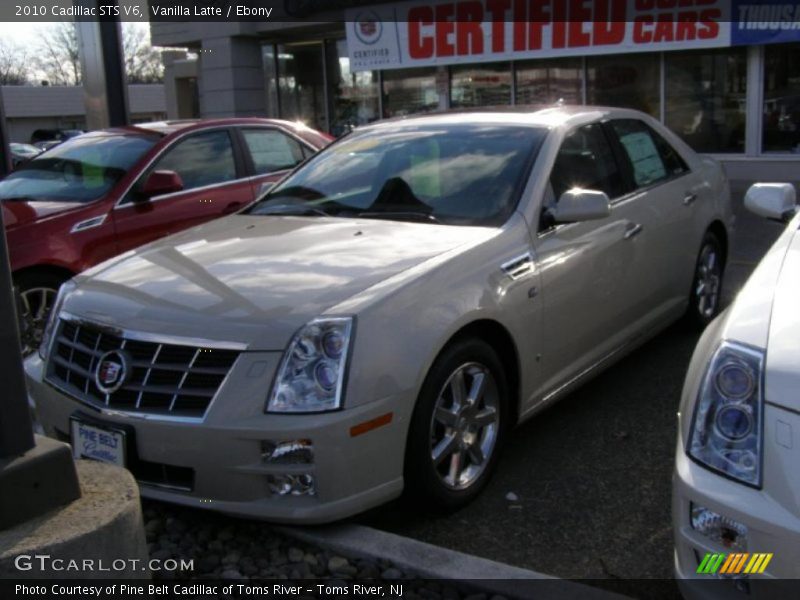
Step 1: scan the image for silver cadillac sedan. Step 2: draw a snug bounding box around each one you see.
[27,107,732,523]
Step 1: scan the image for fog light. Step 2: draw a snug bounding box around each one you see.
[268,473,316,496]
[261,440,314,464]
[691,503,748,551]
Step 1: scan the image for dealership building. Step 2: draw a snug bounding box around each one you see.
[151,0,800,189]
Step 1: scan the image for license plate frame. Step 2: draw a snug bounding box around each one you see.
[69,417,127,467]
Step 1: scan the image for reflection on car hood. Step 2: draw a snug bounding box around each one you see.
[1,198,84,228]
[764,222,800,413]
[66,215,493,350]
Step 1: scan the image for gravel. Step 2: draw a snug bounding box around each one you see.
[142,500,508,599]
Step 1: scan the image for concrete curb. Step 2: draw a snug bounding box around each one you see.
[0,460,149,579]
[276,523,631,600]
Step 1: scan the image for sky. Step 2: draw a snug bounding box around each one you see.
[0,22,50,45]
[0,21,151,45]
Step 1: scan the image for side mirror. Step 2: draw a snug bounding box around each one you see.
[551,189,611,223]
[257,181,275,198]
[744,183,796,223]
[140,170,184,198]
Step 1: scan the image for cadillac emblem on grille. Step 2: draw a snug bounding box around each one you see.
[94,350,130,394]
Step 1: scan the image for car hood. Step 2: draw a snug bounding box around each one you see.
[764,221,800,413]
[66,215,494,350]
[1,198,84,228]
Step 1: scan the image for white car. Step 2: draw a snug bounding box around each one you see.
[27,107,733,523]
[673,183,800,594]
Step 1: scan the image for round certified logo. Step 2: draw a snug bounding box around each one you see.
[355,11,382,45]
[95,350,130,394]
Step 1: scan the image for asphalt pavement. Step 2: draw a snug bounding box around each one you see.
[355,196,786,598]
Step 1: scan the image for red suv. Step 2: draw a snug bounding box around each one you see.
[0,118,332,354]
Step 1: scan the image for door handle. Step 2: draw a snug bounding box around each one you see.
[624,223,643,240]
[683,193,697,206]
[223,202,243,214]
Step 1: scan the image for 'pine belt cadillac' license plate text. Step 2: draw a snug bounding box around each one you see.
[70,419,125,467]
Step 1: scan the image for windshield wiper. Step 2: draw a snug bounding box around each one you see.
[0,196,40,203]
[253,204,332,217]
[356,210,440,223]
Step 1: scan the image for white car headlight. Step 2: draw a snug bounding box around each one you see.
[267,317,353,413]
[687,340,765,488]
[38,279,76,361]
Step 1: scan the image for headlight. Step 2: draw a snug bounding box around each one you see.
[37,280,76,361]
[267,317,353,413]
[687,341,764,487]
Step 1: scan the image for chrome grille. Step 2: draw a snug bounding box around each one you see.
[46,318,240,418]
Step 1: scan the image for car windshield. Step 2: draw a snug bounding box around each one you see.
[0,133,158,203]
[247,123,546,226]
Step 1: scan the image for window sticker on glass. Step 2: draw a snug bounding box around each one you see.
[409,140,440,198]
[619,132,667,186]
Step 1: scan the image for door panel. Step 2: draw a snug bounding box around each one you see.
[607,119,701,315]
[534,123,643,398]
[112,129,253,252]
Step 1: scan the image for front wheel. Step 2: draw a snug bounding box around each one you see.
[686,232,724,329]
[15,272,67,357]
[405,338,509,511]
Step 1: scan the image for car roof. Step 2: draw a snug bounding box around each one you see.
[78,118,312,138]
[363,105,641,131]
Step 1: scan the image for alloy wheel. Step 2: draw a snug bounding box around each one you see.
[429,362,500,490]
[18,286,57,357]
[695,244,721,319]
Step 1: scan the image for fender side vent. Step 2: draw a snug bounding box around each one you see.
[501,252,534,280]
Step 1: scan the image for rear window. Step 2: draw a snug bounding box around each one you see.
[0,134,157,203]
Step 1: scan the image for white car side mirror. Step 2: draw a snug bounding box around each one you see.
[744,183,797,223]
[551,189,611,223]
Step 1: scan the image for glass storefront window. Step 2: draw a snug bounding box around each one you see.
[450,62,512,108]
[382,68,438,118]
[326,40,380,138]
[262,45,279,119]
[665,48,747,154]
[515,58,583,105]
[763,43,800,153]
[277,43,328,133]
[587,54,660,117]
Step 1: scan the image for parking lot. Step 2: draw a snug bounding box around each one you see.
[353,195,784,595]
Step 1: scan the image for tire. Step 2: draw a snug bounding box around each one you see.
[685,231,724,330]
[14,271,68,357]
[404,338,509,511]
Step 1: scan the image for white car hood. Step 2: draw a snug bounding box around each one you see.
[65,214,493,350]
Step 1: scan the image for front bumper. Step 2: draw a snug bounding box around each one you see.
[26,354,410,524]
[673,404,800,599]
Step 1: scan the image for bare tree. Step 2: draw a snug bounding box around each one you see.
[35,22,81,85]
[0,40,31,85]
[123,24,163,84]
[34,22,163,87]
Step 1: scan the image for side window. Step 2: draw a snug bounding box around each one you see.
[241,129,306,175]
[550,123,625,201]
[610,119,688,189]
[152,130,237,191]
